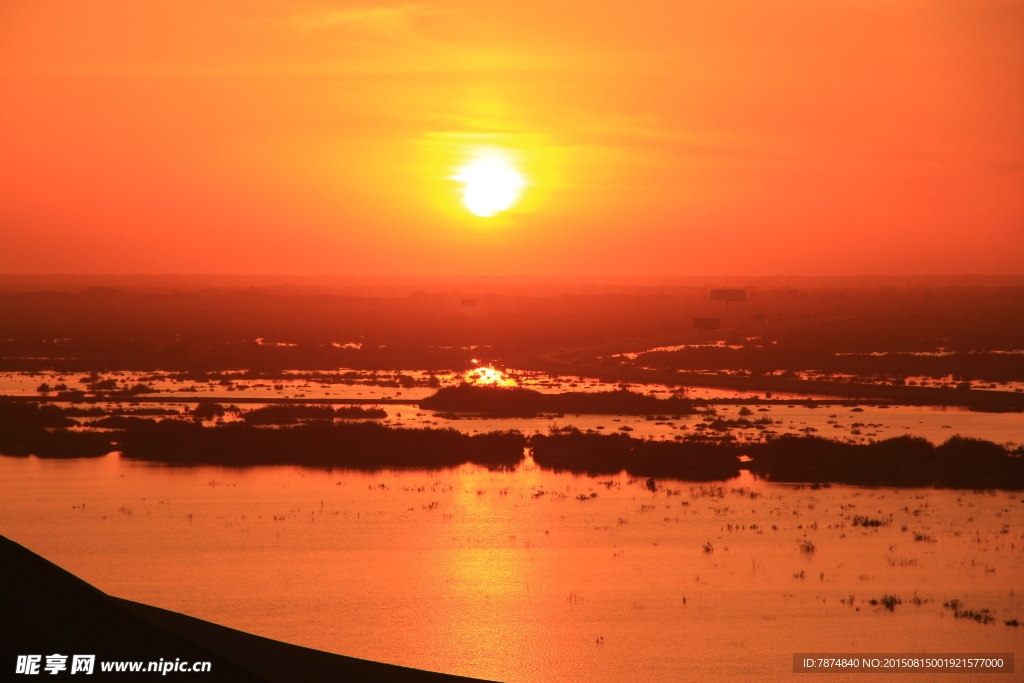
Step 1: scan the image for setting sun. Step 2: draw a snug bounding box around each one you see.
[1,1,1021,681]
[453,153,525,217]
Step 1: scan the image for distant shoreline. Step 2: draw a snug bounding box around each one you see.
[2,400,1021,489]
[1,392,1019,411]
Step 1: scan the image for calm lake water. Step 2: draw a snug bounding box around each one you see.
[2,453,1021,682]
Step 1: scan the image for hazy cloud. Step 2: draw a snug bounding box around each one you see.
[290,4,456,40]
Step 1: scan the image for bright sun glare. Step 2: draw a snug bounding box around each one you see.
[453,153,525,217]
[464,366,517,387]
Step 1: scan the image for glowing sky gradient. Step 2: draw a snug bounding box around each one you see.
[1,0,1021,275]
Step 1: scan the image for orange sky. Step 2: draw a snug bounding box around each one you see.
[1,0,1021,276]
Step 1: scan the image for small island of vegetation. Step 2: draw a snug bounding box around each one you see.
[0,401,1020,489]
[419,384,695,417]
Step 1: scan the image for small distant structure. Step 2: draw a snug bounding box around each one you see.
[692,317,721,345]
[461,298,478,319]
[710,289,746,318]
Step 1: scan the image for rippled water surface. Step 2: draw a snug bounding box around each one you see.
[2,454,1021,682]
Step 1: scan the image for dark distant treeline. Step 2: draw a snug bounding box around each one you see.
[241,404,387,424]
[1,284,1022,372]
[1,338,477,373]
[531,431,1024,489]
[749,434,1023,489]
[419,385,696,416]
[114,420,525,470]
[530,429,740,480]
[635,348,1024,383]
[60,406,179,416]
[166,369,438,387]
[1,402,1021,488]
[0,402,113,458]
[0,401,520,469]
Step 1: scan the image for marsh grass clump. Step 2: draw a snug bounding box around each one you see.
[887,557,917,567]
[852,515,885,527]
[866,595,903,611]
[954,609,995,624]
[799,540,816,553]
[943,600,995,624]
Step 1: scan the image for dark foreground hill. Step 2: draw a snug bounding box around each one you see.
[0,535,495,682]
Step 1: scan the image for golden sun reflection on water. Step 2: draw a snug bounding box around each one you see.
[419,458,547,681]
[2,454,1023,683]
[463,366,517,387]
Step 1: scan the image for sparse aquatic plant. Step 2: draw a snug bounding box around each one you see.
[944,600,995,624]
[852,515,885,527]
[880,595,901,611]
[954,609,995,624]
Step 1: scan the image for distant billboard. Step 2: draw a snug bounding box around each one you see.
[461,299,478,307]
[710,289,746,302]
[692,317,721,330]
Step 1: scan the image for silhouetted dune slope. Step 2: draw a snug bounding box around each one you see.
[1,535,268,682]
[0,535,496,682]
